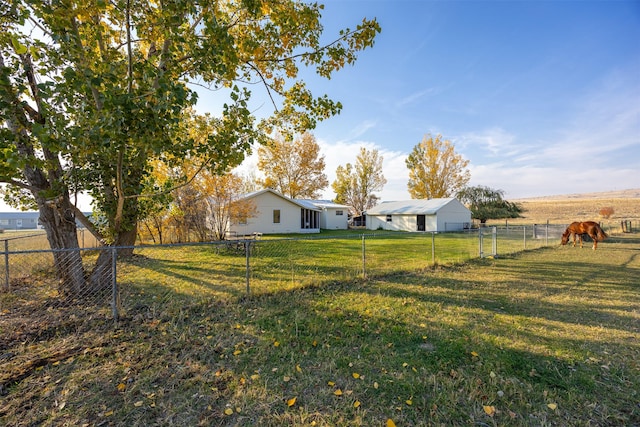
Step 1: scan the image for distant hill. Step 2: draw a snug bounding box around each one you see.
[514,188,640,202]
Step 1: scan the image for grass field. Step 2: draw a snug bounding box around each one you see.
[1,231,638,426]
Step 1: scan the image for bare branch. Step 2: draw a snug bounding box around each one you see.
[245,62,279,111]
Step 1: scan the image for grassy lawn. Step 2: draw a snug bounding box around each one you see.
[0,234,638,426]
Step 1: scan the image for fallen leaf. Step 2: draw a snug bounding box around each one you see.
[374,381,379,389]
[296,364,302,373]
[386,419,396,427]
[134,401,143,407]
[547,403,558,410]
[287,397,297,407]
[116,383,126,392]
[406,399,412,405]
[328,381,335,386]
[471,351,479,357]
[354,400,361,408]
[104,410,114,417]
[483,405,496,416]
[224,408,234,415]
[283,376,291,382]
[233,350,241,356]
[273,341,280,347]
[334,389,343,396]
[352,372,360,379]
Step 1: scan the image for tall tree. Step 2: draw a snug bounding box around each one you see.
[405,134,470,199]
[0,1,379,295]
[457,185,523,224]
[206,173,257,241]
[257,132,328,199]
[332,147,386,216]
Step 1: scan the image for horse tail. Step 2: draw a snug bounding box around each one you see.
[595,225,608,241]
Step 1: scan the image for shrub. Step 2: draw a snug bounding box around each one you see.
[599,206,614,218]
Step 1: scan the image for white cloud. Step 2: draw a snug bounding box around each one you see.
[317,137,410,201]
[457,127,522,157]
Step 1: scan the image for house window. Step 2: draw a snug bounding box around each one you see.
[386,215,392,222]
[336,210,343,216]
[273,209,281,224]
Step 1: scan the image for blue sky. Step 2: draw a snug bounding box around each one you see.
[232,0,640,201]
[2,0,638,212]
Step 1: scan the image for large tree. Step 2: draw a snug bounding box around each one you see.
[405,134,470,199]
[457,185,523,224]
[206,173,257,241]
[332,147,386,216]
[0,1,379,295]
[257,132,328,199]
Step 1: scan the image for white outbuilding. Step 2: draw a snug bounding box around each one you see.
[365,198,471,232]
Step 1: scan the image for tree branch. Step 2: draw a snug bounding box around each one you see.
[70,206,106,244]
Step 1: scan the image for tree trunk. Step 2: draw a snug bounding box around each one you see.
[88,223,138,291]
[36,198,87,297]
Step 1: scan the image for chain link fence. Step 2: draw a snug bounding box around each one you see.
[1,226,566,325]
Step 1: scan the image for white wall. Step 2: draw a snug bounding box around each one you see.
[231,191,320,235]
[368,214,437,232]
[320,208,348,230]
[436,201,472,231]
[366,201,471,232]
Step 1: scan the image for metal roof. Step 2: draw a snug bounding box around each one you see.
[239,189,321,211]
[298,199,350,209]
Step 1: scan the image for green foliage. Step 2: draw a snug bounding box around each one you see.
[0,0,380,245]
[457,185,523,224]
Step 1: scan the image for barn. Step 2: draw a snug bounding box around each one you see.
[365,198,471,232]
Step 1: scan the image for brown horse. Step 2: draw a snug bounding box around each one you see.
[561,221,608,250]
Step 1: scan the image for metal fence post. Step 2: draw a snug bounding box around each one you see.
[3,240,9,291]
[545,221,549,246]
[111,247,119,322]
[479,228,484,258]
[245,240,251,295]
[492,226,497,257]
[431,232,436,266]
[362,234,367,279]
[523,226,527,250]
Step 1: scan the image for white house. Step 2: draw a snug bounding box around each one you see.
[300,199,349,230]
[365,198,471,232]
[229,189,349,235]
